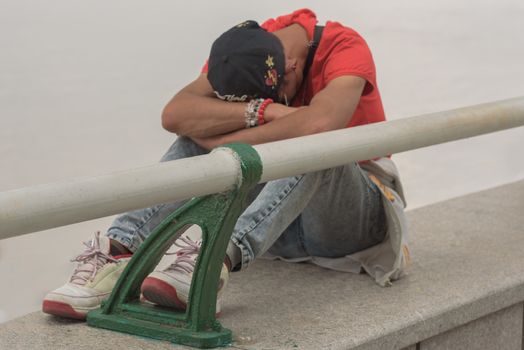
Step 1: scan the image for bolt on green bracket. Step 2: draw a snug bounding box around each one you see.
[87,143,262,348]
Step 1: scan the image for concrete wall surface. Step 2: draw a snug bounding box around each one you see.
[419,304,523,350]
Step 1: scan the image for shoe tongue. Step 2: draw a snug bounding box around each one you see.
[70,234,111,286]
[95,235,111,255]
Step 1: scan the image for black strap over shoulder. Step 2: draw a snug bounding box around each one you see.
[303,25,324,80]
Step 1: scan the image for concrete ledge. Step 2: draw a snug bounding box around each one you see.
[1,180,524,349]
[419,303,523,350]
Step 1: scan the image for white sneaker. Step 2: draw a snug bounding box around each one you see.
[141,236,229,315]
[42,232,132,320]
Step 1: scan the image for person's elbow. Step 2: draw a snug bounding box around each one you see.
[161,74,214,135]
[310,117,338,134]
[161,100,193,136]
[306,107,350,135]
[161,104,179,133]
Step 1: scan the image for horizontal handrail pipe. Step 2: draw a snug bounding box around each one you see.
[1,96,524,240]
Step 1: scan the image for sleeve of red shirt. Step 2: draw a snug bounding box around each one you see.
[322,31,377,95]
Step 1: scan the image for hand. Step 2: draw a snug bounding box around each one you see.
[263,103,300,122]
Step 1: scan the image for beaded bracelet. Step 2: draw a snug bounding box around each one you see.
[244,99,263,128]
[257,98,273,126]
[244,98,273,128]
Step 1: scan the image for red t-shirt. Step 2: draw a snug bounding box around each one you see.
[261,9,386,127]
[203,9,386,127]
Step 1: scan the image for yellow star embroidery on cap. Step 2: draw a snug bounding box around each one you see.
[265,55,274,68]
[236,21,249,28]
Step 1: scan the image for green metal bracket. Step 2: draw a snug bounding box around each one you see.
[87,143,262,348]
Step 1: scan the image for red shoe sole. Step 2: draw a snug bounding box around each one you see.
[141,277,222,317]
[141,277,187,310]
[42,300,86,320]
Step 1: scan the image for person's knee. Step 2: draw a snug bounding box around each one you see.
[317,162,360,186]
[160,136,209,162]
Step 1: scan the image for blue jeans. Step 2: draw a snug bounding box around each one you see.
[107,137,386,271]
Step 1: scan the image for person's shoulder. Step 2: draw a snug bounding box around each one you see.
[323,21,369,47]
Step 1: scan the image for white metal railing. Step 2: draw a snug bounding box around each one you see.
[1,97,523,240]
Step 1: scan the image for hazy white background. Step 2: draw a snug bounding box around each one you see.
[1,1,523,323]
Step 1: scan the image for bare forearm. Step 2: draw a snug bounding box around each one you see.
[226,108,332,143]
[162,93,247,138]
[167,74,363,145]
[161,74,251,138]
[191,75,366,150]
[192,106,335,150]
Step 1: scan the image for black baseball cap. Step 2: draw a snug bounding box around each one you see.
[207,20,285,103]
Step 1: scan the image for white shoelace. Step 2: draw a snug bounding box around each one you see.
[165,237,201,274]
[70,231,118,285]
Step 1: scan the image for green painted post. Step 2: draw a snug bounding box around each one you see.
[87,143,262,348]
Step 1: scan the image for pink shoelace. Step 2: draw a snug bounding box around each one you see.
[69,231,118,285]
[165,236,202,274]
